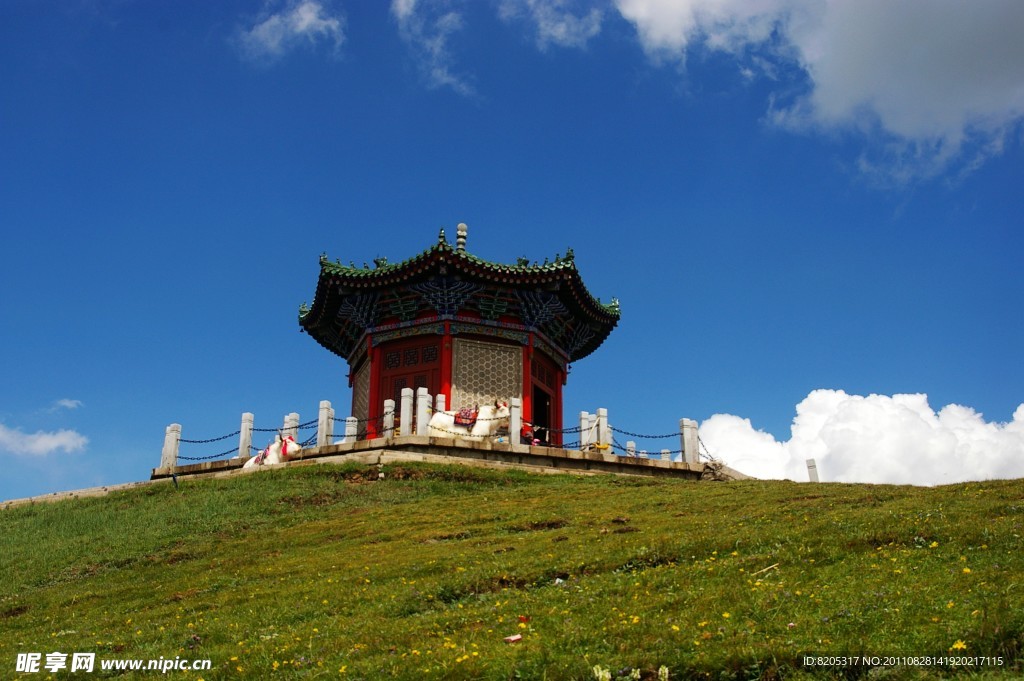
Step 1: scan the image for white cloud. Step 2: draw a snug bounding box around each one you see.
[499,0,604,50]
[613,0,785,63]
[390,0,474,96]
[701,390,1024,486]
[238,0,345,61]
[0,424,89,457]
[52,398,83,411]
[612,0,1024,181]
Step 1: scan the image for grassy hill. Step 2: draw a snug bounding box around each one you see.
[1,462,1022,680]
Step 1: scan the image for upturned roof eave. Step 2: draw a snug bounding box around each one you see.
[313,242,619,321]
[300,237,620,362]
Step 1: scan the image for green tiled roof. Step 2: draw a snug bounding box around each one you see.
[299,227,619,363]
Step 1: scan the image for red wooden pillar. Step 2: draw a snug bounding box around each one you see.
[552,365,565,447]
[365,335,379,438]
[522,336,533,429]
[440,322,453,407]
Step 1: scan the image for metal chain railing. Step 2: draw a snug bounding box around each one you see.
[179,430,241,445]
[179,445,240,461]
[333,414,382,424]
[542,424,582,434]
[171,400,702,466]
[608,425,678,439]
[253,418,318,433]
[609,436,685,458]
[697,435,719,462]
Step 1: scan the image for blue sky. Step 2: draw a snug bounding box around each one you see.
[2,0,1023,500]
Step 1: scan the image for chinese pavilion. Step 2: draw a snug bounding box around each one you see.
[298,223,620,445]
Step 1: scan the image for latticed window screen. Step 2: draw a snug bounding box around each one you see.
[352,360,370,426]
[451,338,522,410]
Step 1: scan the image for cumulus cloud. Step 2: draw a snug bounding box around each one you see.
[0,424,89,457]
[391,0,474,96]
[613,0,785,62]
[612,0,1024,181]
[380,0,1022,178]
[238,0,345,61]
[52,398,83,411]
[499,0,604,50]
[701,390,1024,486]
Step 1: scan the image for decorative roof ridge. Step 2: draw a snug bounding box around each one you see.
[317,238,583,277]
[306,225,620,321]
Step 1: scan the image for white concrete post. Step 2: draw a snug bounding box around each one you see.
[399,388,414,436]
[415,387,430,436]
[640,449,648,459]
[626,441,636,458]
[383,399,396,440]
[317,401,333,448]
[807,458,820,483]
[680,418,699,465]
[435,393,446,413]
[510,397,523,449]
[283,412,299,440]
[596,408,609,447]
[661,448,670,461]
[341,416,358,444]
[160,423,181,469]
[239,413,254,459]
[579,411,590,449]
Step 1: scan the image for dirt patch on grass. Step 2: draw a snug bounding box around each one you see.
[170,588,200,602]
[1,604,29,618]
[507,519,569,533]
[425,531,472,543]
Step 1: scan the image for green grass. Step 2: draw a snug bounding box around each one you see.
[1,463,1022,679]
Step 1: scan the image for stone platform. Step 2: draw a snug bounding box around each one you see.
[151,435,748,483]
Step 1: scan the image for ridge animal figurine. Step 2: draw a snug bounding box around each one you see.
[243,432,301,469]
[427,400,511,441]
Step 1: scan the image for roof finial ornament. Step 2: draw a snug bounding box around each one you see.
[438,227,446,244]
[456,222,468,252]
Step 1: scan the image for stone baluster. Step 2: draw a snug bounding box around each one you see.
[680,418,699,465]
[399,388,414,436]
[341,416,358,444]
[283,412,299,441]
[415,387,430,436]
[596,408,609,449]
[807,458,820,483]
[510,397,523,451]
[382,399,396,440]
[239,413,254,459]
[317,401,334,447]
[160,424,181,470]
